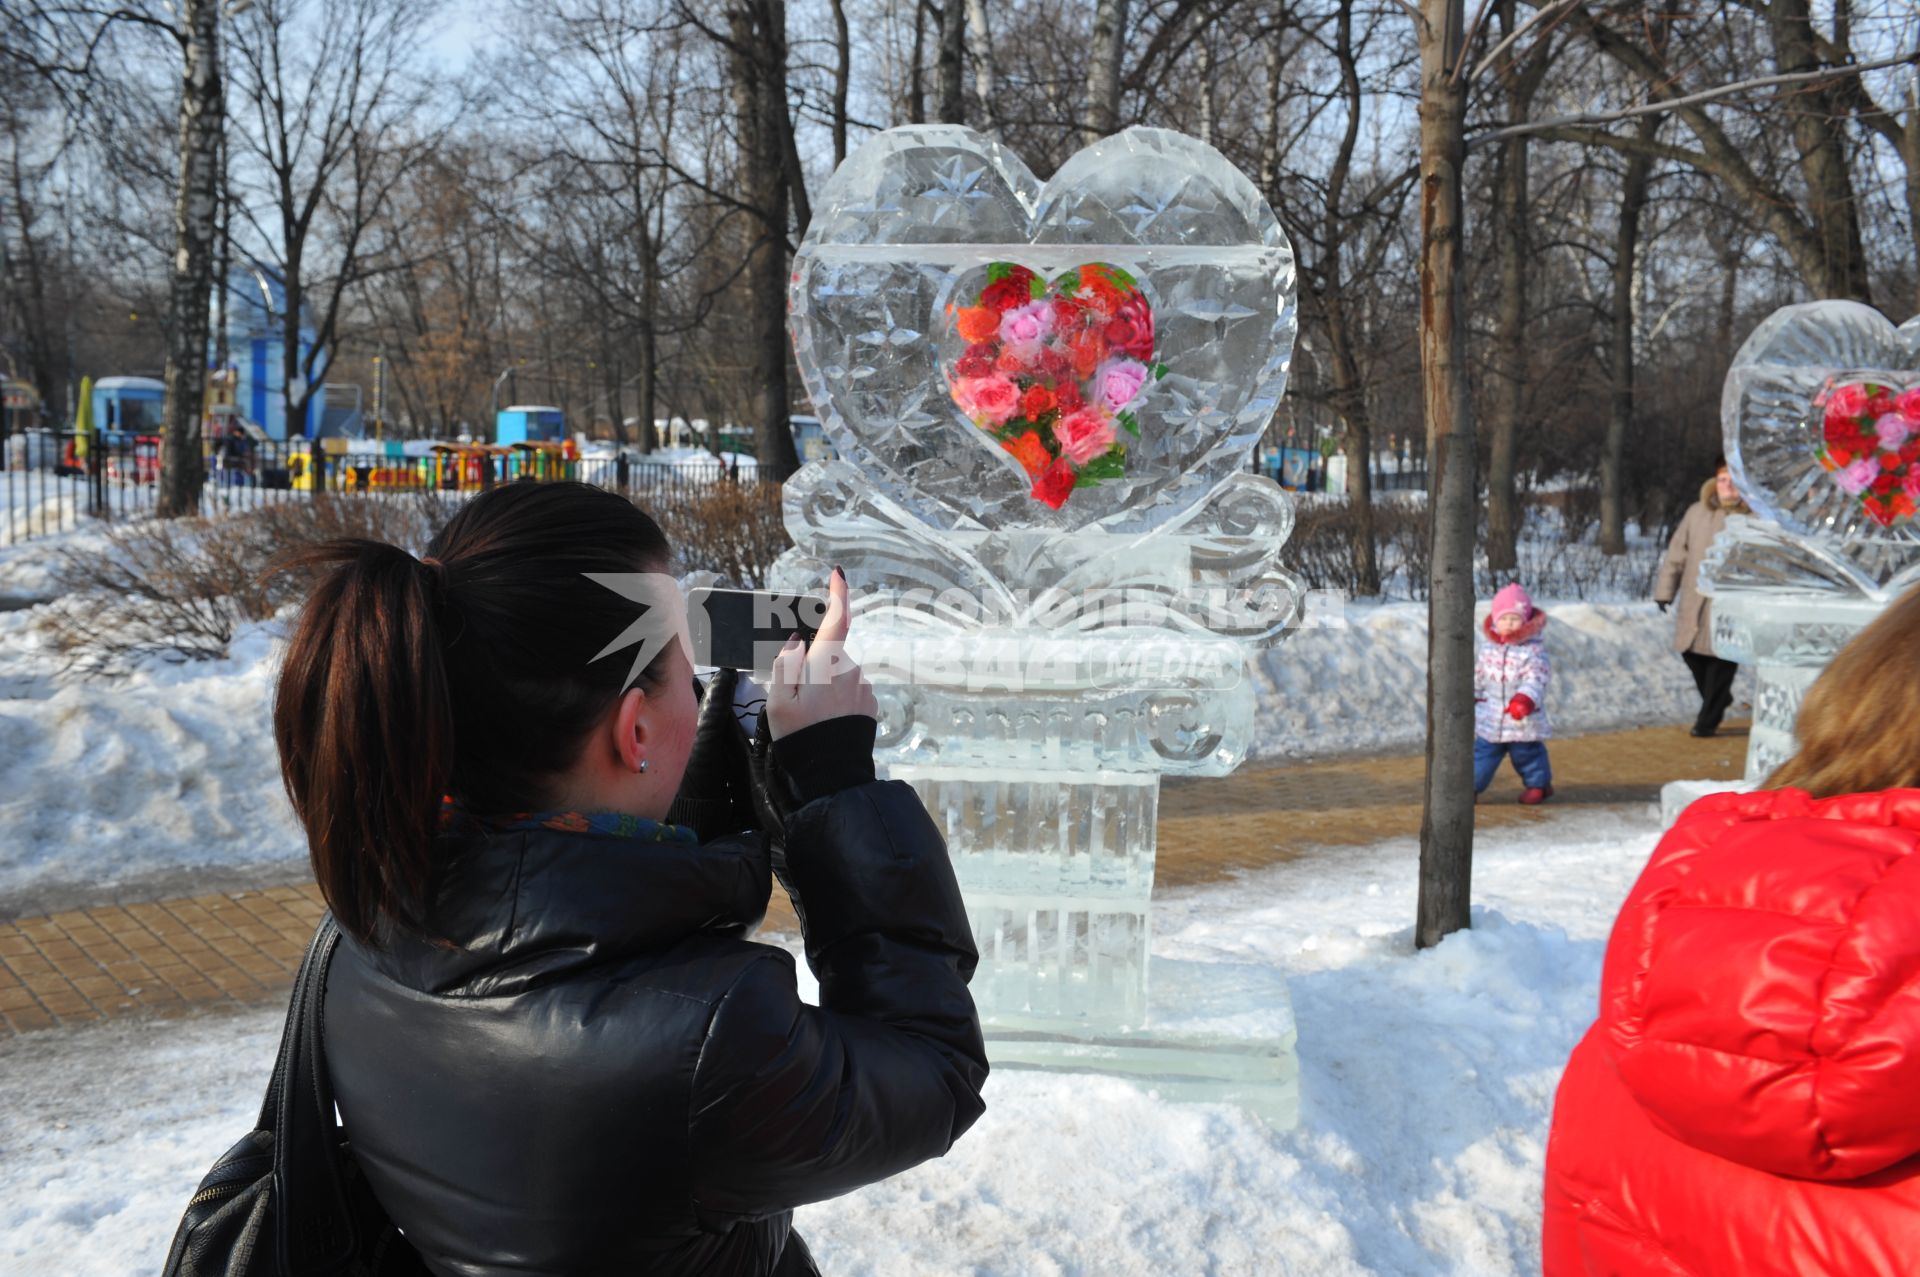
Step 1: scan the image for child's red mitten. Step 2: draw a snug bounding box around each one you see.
[1506,694,1535,720]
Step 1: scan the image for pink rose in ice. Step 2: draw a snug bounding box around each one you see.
[1055,407,1117,465]
[1827,383,1870,420]
[1897,387,1920,419]
[1875,412,1915,450]
[1090,357,1150,412]
[1835,456,1881,495]
[998,300,1055,357]
[955,373,1021,426]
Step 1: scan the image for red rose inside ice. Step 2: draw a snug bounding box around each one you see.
[945,262,1165,510]
[1815,376,1920,528]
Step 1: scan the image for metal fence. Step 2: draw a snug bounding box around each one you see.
[0,428,769,547]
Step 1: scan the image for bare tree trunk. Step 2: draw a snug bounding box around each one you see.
[1484,0,1543,574]
[936,0,966,123]
[831,0,851,165]
[1600,117,1658,556]
[1197,38,1215,144]
[159,0,223,517]
[1906,85,1920,314]
[1712,223,1741,359]
[637,197,662,454]
[637,321,658,452]
[730,1,801,480]
[966,0,995,131]
[909,0,928,123]
[1259,24,1284,195]
[1484,126,1524,572]
[1766,0,1871,303]
[602,334,625,443]
[1082,0,1129,145]
[1415,0,1476,950]
[213,126,230,374]
[1328,295,1380,595]
[1324,0,1378,596]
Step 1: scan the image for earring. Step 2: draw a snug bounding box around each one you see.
[638,759,649,774]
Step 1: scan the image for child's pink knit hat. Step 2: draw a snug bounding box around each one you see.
[1490,582,1533,621]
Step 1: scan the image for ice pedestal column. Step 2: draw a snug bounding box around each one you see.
[898,769,1155,1026]
[1710,595,1886,784]
[832,624,1300,1127]
[888,765,1299,1126]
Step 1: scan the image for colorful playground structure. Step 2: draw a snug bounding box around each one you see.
[285,437,582,492]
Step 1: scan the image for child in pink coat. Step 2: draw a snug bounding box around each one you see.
[1475,582,1553,804]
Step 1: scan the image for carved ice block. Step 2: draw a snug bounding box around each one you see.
[784,124,1304,1124]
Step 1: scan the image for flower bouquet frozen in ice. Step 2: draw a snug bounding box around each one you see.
[946,261,1166,510]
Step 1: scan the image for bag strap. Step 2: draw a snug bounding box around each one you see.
[256,915,333,1130]
[271,913,360,1276]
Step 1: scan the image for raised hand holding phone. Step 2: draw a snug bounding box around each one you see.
[766,567,878,741]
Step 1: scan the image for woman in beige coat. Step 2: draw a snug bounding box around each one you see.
[1654,458,1749,736]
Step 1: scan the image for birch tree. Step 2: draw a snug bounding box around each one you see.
[158,0,223,515]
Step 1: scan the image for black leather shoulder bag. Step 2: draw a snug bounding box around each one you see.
[160,914,425,1277]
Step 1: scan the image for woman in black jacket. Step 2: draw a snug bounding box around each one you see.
[272,481,987,1276]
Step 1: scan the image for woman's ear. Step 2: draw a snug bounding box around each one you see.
[612,686,649,774]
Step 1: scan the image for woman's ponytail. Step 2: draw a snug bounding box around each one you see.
[271,482,675,944]
[273,539,455,943]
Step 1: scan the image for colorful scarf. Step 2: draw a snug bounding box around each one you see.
[438,797,699,846]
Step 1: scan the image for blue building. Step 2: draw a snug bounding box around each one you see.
[219,266,329,441]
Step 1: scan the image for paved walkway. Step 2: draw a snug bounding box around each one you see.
[0,722,1748,1037]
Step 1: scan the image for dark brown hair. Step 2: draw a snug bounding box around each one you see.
[1768,583,1920,799]
[273,481,672,942]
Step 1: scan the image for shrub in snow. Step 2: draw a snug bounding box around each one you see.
[39,495,455,670]
[648,481,791,588]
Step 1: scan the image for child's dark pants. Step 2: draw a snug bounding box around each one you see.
[1474,738,1552,792]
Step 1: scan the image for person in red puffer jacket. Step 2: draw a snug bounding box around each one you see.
[1543,583,1920,1277]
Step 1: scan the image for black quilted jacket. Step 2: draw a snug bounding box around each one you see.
[323,722,987,1276]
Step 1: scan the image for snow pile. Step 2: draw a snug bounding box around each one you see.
[1254,599,1746,759]
[0,477,96,559]
[0,810,1659,1276]
[0,613,304,909]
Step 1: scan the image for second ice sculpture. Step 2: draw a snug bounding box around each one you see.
[1704,301,1920,782]
[778,125,1303,1123]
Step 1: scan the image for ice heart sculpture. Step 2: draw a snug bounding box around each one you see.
[943,261,1164,510]
[1725,301,1920,560]
[790,125,1297,534]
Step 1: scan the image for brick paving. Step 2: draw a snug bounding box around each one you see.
[0,721,1748,1037]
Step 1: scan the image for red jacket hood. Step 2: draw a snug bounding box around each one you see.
[1600,787,1920,1181]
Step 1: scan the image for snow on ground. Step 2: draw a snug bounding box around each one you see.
[1255,599,1752,759]
[0,808,1661,1277]
[0,556,1711,912]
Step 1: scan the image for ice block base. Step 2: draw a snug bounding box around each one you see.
[981,957,1301,1130]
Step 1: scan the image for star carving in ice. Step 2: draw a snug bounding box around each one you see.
[1115,177,1210,239]
[919,154,994,205]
